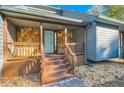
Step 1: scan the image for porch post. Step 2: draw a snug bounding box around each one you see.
[40,23,45,84]
[84,28,87,64]
[64,26,68,44]
[120,32,123,58]
[40,23,43,43]
[120,32,123,48]
[3,17,8,63]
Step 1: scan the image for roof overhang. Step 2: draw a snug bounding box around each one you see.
[0,6,91,27]
[96,15,124,26]
[96,15,124,31]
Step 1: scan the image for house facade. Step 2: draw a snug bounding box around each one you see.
[87,15,124,61]
[0,5,124,84]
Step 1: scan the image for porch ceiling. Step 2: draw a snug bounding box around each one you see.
[9,18,78,30]
[8,18,41,27]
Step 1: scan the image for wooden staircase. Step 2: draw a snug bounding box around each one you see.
[42,54,74,84]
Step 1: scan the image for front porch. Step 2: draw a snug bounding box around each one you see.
[3,17,86,84]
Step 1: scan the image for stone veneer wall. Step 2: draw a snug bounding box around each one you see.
[17,27,40,42]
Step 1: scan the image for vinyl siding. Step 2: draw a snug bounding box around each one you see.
[86,22,96,61]
[0,14,3,79]
[96,22,119,61]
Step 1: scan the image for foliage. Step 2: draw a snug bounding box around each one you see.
[86,5,107,15]
[106,6,124,21]
[87,5,124,21]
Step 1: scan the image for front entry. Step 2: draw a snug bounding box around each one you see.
[44,30,55,53]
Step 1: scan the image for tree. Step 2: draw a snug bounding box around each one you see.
[86,5,107,15]
[106,5,124,21]
[86,5,124,21]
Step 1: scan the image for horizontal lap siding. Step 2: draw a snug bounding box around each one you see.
[86,22,96,61]
[96,22,119,61]
[0,14,3,79]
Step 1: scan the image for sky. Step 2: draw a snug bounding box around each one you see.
[50,5,93,13]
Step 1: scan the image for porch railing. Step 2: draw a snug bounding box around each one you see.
[64,43,76,74]
[67,42,84,55]
[7,42,41,60]
[64,42,84,74]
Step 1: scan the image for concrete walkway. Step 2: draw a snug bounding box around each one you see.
[43,77,90,87]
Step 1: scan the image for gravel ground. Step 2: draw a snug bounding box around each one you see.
[0,73,41,87]
[0,73,89,87]
[76,61,124,87]
[44,77,90,87]
[1,61,124,87]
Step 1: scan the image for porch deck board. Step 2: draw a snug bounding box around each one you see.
[110,58,124,63]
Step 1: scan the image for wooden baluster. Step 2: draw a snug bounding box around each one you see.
[10,43,12,59]
[16,44,17,58]
[14,44,16,59]
[22,45,24,58]
[34,45,36,57]
[31,46,33,57]
[26,45,28,57]
[8,43,9,59]
[16,45,18,58]
[20,45,22,58]
[24,45,26,57]
[18,45,20,58]
[30,45,31,57]
[19,45,21,58]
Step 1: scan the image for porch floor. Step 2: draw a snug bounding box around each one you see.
[110,58,124,63]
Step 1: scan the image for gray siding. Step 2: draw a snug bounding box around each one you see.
[0,14,3,79]
[86,22,96,61]
[96,22,119,61]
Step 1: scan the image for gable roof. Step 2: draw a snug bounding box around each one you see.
[0,5,91,27]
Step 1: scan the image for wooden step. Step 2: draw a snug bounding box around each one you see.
[45,54,64,59]
[44,74,74,84]
[45,59,67,65]
[45,57,64,61]
[44,63,68,70]
[44,68,68,77]
[41,54,74,84]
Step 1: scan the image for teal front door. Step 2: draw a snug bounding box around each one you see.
[44,31,54,53]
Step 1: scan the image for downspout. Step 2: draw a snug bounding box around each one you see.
[84,22,92,65]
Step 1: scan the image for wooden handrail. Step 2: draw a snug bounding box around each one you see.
[67,42,84,54]
[7,42,41,45]
[66,44,74,55]
[67,42,84,46]
[64,43,76,74]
